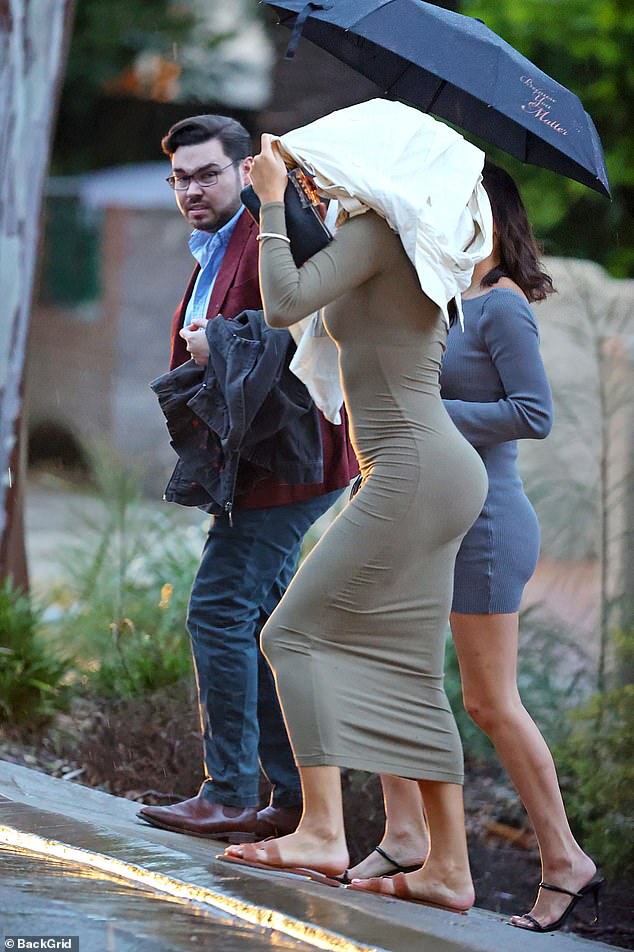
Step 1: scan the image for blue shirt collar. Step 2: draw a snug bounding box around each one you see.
[188,206,244,268]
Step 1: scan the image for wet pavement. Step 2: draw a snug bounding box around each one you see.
[0,762,621,952]
[0,844,313,951]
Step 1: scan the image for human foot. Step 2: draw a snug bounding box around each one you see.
[222,830,349,879]
[345,844,426,882]
[510,857,602,932]
[348,868,474,913]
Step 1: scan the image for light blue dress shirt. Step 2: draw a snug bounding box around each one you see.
[183,207,244,327]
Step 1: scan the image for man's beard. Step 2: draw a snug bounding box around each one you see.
[187,203,239,233]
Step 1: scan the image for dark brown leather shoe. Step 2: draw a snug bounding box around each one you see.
[137,795,258,842]
[254,804,302,838]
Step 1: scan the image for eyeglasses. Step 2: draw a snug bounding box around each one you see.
[166,162,235,190]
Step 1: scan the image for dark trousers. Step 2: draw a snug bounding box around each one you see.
[187,490,342,807]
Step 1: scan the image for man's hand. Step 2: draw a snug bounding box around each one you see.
[180,321,209,366]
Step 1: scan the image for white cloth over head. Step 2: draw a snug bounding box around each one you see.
[276,98,493,423]
[277,98,493,329]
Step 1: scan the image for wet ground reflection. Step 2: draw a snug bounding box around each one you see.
[0,845,316,951]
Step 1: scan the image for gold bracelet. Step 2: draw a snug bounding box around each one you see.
[256,232,291,243]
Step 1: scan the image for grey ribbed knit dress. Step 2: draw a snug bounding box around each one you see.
[258,203,488,784]
[441,289,553,614]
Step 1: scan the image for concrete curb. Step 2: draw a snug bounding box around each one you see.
[0,762,619,952]
[0,822,381,952]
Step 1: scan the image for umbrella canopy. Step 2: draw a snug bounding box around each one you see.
[264,0,610,197]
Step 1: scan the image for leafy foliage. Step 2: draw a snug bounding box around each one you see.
[555,627,634,877]
[53,0,233,172]
[0,579,70,728]
[48,451,202,699]
[59,0,192,119]
[460,0,634,275]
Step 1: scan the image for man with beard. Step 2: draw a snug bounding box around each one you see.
[137,115,357,842]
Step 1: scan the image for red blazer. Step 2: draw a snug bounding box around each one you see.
[169,212,261,370]
[167,210,358,509]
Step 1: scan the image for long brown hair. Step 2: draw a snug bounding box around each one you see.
[481,162,555,302]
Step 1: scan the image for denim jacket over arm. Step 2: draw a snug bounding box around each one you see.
[150,309,323,517]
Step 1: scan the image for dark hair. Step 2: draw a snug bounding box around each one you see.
[481,162,555,302]
[161,114,252,163]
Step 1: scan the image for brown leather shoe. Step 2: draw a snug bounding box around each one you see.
[254,804,302,838]
[137,795,258,842]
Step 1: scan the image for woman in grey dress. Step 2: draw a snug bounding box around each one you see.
[348,164,601,933]
[223,131,488,912]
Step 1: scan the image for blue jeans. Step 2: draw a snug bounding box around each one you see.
[187,490,342,808]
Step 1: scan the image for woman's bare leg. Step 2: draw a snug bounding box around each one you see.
[451,611,596,928]
[347,774,428,879]
[351,779,474,911]
[225,765,349,876]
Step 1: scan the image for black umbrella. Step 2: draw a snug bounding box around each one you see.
[263,0,610,197]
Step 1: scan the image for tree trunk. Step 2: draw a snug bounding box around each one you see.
[0,0,75,583]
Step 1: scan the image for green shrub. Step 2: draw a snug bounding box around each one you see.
[83,611,195,700]
[0,578,70,727]
[47,452,202,699]
[555,627,634,878]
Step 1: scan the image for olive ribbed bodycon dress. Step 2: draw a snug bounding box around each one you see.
[259,203,488,784]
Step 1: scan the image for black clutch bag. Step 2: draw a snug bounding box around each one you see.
[241,167,333,267]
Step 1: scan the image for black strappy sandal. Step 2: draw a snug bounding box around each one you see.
[512,874,605,933]
[337,845,424,885]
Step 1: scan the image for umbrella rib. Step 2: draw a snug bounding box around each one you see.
[386,62,447,115]
[348,1,397,33]
[384,59,414,98]
[426,81,447,114]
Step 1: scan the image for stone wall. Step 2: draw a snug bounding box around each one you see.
[27,206,191,495]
